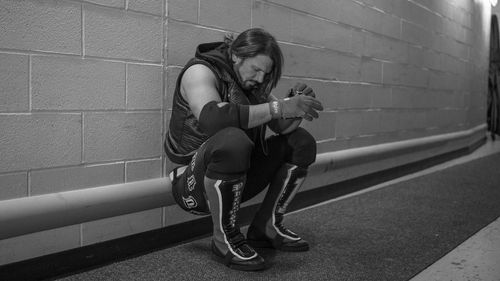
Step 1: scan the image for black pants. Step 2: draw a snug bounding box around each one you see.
[171,127,316,215]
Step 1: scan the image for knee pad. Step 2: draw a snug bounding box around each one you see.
[287,127,317,167]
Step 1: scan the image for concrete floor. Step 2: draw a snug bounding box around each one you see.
[293,136,500,281]
[409,138,500,281]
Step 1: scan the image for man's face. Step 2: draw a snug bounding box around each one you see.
[233,54,273,90]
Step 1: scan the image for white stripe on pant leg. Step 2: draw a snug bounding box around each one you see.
[272,165,301,241]
[214,180,257,260]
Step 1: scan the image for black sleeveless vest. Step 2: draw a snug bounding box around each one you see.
[164,42,266,165]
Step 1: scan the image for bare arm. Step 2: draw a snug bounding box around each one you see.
[181,65,321,136]
[181,64,272,130]
[181,64,222,119]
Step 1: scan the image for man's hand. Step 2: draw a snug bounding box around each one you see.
[280,94,323,121]
[288,82,316,98]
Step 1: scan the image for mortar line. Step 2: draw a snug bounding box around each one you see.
[161,0,167,179]
[81,4,85,58]
[27,170,31,197]
[81,112,85,165]
[197,0,201,24]
[124,161,127,183]
[250,0,253,27]
[125,63,128,110]
[28,55,32,112]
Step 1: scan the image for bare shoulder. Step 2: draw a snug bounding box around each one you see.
[180,63,221,106]
[181,64,217,88]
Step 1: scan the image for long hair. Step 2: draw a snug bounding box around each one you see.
[225,28,283,96]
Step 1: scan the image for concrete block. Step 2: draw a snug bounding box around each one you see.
[82,208,162,245]
[463,25,473,45]
[430,90,448,108]
[374,11,401,39]
[392,87,436,109]
[363,33,408,63]
[0,173,28,200]
[291,12,352,53]
[368,85,392,108]
[168,0,198,22]
[265,0,339,22]
[361,0,397,14]
[378,111,400,133]
[281,43,361,81]
[361,110,382,135]
[399,1,434,30]
[336,0,367,29]
[398,110,428,130]
[445,38,469,60]
[84,112,162,163]
[335,111,364,137]
[30,163,125,196]
[0,0,81,54]
[421,49,442,71]
[383,63,428,88]
[32,56,125,110]
[392,87,416,108]
[0,53,28,112]
[401,21,431,48]
[431,14,444,35]
[253,1,292,42]
[85,5,162,61]
[361,6,400,38]
[411,0,435,11]
[165,67,182,109]
[128,0,163,15]
[0,114,82,173]
[360,58,382,83]
[334,84,371,109]
[86,0,124,8]
[167,21,226,66]
[199,0,251,31]
[428,71,449,90]
[126,159,162,182]
[445,56,466,75]
[316,139,339,154]
[127,64,163,110]
[431,33,446,54]
[433,1,454,19]
[300,112,336,141]
[442,17,462,42]
[411,89,433,109]
[350,30,365,57]
[0,225,80,266]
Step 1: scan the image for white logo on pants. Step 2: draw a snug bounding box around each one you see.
[182,195,198,209]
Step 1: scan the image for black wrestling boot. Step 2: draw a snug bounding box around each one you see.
[247,163,310,252]
[205,176,266,271]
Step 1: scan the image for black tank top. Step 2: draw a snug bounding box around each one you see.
[164,52,265,165]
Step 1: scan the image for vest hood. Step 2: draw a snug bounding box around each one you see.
[195,42,240,83]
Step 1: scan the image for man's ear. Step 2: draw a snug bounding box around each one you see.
[232,54,241,64]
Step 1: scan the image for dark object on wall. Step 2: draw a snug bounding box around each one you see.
[488,15,500,139]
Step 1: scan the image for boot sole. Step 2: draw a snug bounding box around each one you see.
[211,242,267,271]
[248,239,310,252]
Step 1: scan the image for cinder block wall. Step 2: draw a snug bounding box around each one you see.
[0,0,166,264]
[0,0,491,265]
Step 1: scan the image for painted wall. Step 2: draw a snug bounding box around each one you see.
[0,0,491,265]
